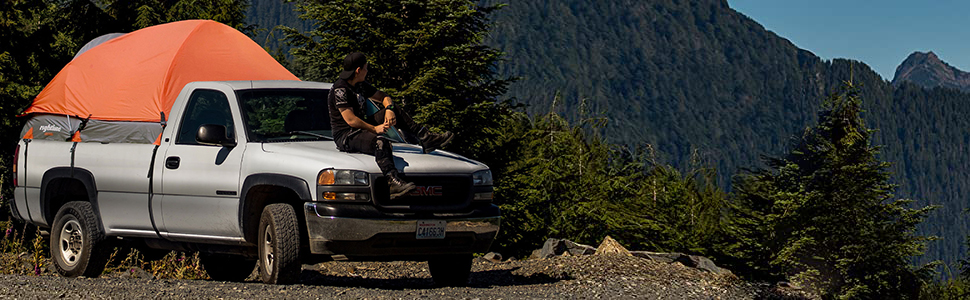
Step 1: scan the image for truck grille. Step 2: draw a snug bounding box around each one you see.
[374,175,471,210]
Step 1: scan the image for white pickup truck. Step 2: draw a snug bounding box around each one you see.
[11,80,501,285]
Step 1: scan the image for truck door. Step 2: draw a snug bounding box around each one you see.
[159,88,245,241]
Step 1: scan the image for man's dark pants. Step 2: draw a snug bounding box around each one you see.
[339,107,424,176]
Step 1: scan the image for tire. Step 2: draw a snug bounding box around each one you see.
[50,201,111,278]
[428,254,473,286]
[200,253,256,282]
[257,203,301,284]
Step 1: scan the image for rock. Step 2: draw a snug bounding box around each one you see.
[630,251,732,275]
[630,251,686,263]
[676,255,731,275]
[563,240,596,256]
[594,236,631,256]
[531,238,567,259]
[483,252,503,263]
[530,249,544,260]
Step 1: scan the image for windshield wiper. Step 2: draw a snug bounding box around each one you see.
[287,131,333,140]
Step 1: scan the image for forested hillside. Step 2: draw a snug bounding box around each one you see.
[245,0,312,55]
[478,0,969,272]
[245,0,968,275]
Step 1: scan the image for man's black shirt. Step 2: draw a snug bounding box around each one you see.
[328,78,378,146]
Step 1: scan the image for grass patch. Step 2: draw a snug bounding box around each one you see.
[2,219,210,280]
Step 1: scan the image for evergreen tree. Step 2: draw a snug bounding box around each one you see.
[727,81,936,298]
[281,0,514,160]
[492,96,730,256]
[95,0,251,32]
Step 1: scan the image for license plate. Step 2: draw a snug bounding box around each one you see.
[416,220,446,239]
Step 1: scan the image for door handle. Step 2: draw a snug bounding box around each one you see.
[165,156,180,169]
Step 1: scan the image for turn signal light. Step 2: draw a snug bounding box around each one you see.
[318,170,335,185]
[321,192,369,201]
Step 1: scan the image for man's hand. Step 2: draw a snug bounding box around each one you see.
[373,122,389,134]
[340,107,388,134]
[384,109,397,126]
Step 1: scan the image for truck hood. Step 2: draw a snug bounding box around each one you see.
[259,141,488,174]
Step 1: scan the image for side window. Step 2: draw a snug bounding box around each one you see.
[176,89,234,145]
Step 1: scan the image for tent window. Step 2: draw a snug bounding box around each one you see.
[176,89,234,145]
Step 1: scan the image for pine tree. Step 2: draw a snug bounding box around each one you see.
[491,96,730,256]
[727,81,936,298]
[281,0,514,160]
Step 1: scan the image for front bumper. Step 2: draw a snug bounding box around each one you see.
[304,202,501,258]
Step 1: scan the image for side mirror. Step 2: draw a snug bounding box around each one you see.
[196,124,236,147]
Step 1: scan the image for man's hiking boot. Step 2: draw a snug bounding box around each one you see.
[387,172,416,199]
[420,131,454,154]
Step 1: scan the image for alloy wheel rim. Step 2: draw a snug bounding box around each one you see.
[59,219,83,267]
[263,226,275,275]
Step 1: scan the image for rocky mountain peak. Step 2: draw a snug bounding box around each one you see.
[892,51,970,92]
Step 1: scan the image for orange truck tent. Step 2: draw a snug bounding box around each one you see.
[20,19,298,143]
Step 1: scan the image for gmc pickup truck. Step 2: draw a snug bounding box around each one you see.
[11,80,501,285]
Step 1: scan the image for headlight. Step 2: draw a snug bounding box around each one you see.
[318,169,369,186]
[472,170,492,186]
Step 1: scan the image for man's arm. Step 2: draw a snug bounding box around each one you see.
[370,91,397,126]
[369,90,394,107]
[339,107,388,134]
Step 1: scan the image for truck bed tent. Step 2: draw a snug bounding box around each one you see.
[21,19,299,144]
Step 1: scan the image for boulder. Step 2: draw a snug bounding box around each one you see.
[530,249,544,260]
[483,252,503,263]
[630,251,733,276]
[532,238,568,259]
[630,251,687,263]
[677,255,731,275]
[594,236,631,256]
[563,240,596,256]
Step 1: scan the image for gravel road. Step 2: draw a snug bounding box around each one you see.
[0,255,800,299]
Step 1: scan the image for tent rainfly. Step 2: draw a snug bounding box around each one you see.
[21,19,299,144]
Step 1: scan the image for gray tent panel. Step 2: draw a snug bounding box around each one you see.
[73,33,126,60]
[23,114,162,144]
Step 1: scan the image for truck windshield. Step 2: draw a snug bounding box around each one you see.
[237,89,332,143]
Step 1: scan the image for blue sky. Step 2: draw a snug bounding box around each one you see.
[727,1,970,81]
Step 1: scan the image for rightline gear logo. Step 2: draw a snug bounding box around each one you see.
[39,125,62,133]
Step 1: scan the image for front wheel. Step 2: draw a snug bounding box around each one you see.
[50,201,111,277]
[257,203,301,284]
[428,254,473,286]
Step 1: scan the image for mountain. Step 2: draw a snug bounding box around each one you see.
[893,51,970,93]
[481,0,970,273]
[246,0,970,275]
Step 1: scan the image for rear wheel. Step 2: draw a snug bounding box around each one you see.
[200,253,256,282]
[428,254,473,286]
[257,203,301,284]
[50,201,111,277]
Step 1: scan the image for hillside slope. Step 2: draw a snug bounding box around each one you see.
[482,0,967,272]
[246,0,969,274]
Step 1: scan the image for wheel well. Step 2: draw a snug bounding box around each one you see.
[43,177,93,226]
[40,168,98,227]
[241,185,306,245]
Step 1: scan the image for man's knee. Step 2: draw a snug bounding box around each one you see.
[374,136,392,154]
